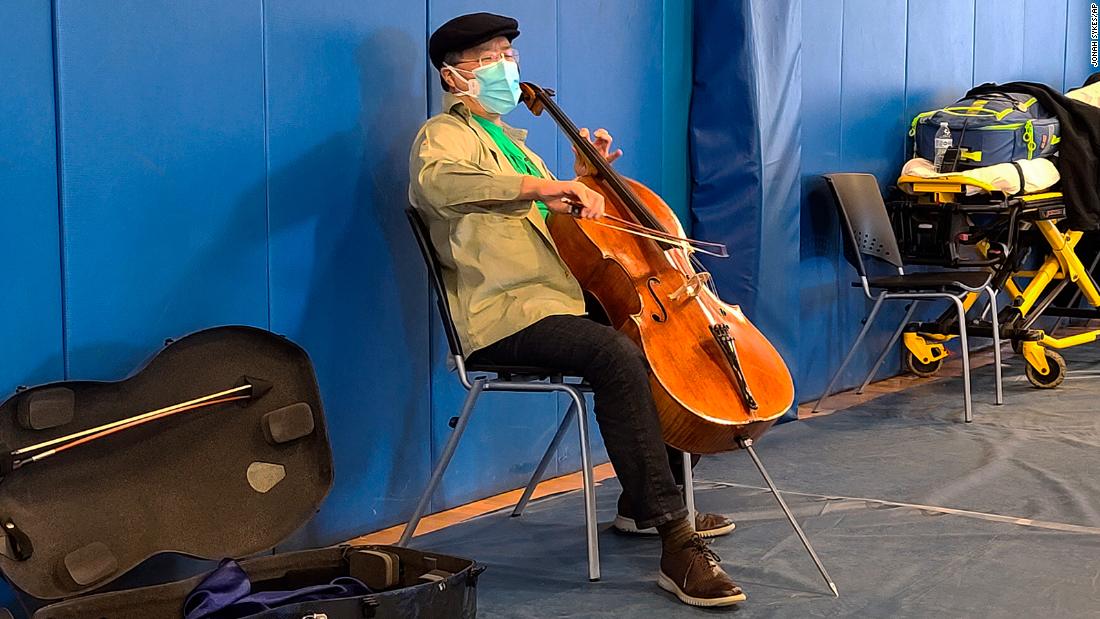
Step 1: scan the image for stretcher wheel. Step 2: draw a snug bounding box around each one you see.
[1011,340,1023,354]
[904,351,943,378]
[1025,350,1066,389]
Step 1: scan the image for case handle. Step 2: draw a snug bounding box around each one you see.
[0,519,32,562]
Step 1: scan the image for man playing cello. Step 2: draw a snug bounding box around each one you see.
[408,12,744,607]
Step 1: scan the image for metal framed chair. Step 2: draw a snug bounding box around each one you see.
[813,173,1004,422]
[401,208,701,581]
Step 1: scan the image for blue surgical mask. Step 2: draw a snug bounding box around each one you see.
[445,59,521,115]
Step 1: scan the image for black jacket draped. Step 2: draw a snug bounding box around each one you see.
[966,79,1100,230]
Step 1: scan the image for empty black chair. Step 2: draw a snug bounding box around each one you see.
[813,173,1003,422]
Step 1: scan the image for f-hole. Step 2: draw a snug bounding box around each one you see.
[647,277,667,322]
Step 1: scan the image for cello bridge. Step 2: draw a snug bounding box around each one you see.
[669,272,712,301]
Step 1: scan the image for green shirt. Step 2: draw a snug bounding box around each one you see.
[408,93,585,354]
[470,114,549,219]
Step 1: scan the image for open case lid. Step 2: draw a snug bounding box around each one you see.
[0,326,334,600]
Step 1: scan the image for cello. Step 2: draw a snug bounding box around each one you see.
[520,83,838,596]
[520,82,795,455]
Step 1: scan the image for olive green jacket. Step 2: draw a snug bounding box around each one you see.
[408,94,585,354]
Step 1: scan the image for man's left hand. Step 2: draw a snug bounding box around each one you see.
[573,127,624,177]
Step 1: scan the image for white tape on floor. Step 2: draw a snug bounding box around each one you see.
[698,480,1100,535]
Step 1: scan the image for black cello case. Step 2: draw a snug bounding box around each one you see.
[0,326,480,618]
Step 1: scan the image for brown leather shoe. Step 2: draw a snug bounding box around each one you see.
[614,511,736,538]
[658,535,746,607]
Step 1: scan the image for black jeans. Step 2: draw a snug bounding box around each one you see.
[468,315,689,529]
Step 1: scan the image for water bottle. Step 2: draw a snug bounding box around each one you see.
[933,122,953,172]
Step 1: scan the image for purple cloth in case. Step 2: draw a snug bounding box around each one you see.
[184,558,372,619]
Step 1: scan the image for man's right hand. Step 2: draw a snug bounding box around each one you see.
[521,178,605,219]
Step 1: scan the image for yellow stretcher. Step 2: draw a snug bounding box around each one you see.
[893,174,1100,388]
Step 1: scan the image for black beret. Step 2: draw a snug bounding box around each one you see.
[429,12,520,69]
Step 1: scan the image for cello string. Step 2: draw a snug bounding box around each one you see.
[524,83,669,234]
[691,253,722,296]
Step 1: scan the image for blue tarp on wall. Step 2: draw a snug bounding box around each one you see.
[690,0,802,415]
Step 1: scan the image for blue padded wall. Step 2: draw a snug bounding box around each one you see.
[0,5,63,609]
[54,0,270,379]
[262,0,432,547]
[558,1,665,197]
[0,3,64,393]
[0,5,691,602]
[797,0,846,400]
[798,0,910,399]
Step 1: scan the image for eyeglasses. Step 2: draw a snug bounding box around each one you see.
[453,49,520,67]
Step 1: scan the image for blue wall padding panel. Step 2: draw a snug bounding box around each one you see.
[691,1,759,316]
[974,0,1074,87]
[974,0,1027,85]
[0,4,62,610]
[797,1,845,403]
[661,0,694,224]
[54,0,270,379]
[1022,0,1072,87]
[690,0,802,412]
[0,3,64,394]
[558,1,666,197]
[904,0,976,125]
[262,0,432,547]
[813,0,910,397]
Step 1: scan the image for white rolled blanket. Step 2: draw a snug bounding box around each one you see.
[900,157,1060,196]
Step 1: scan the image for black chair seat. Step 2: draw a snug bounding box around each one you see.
[465,362,593,390]
[856,270,991,291]
[464,361,564,377]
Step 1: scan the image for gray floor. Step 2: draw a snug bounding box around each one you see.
[414,348,1100,618]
